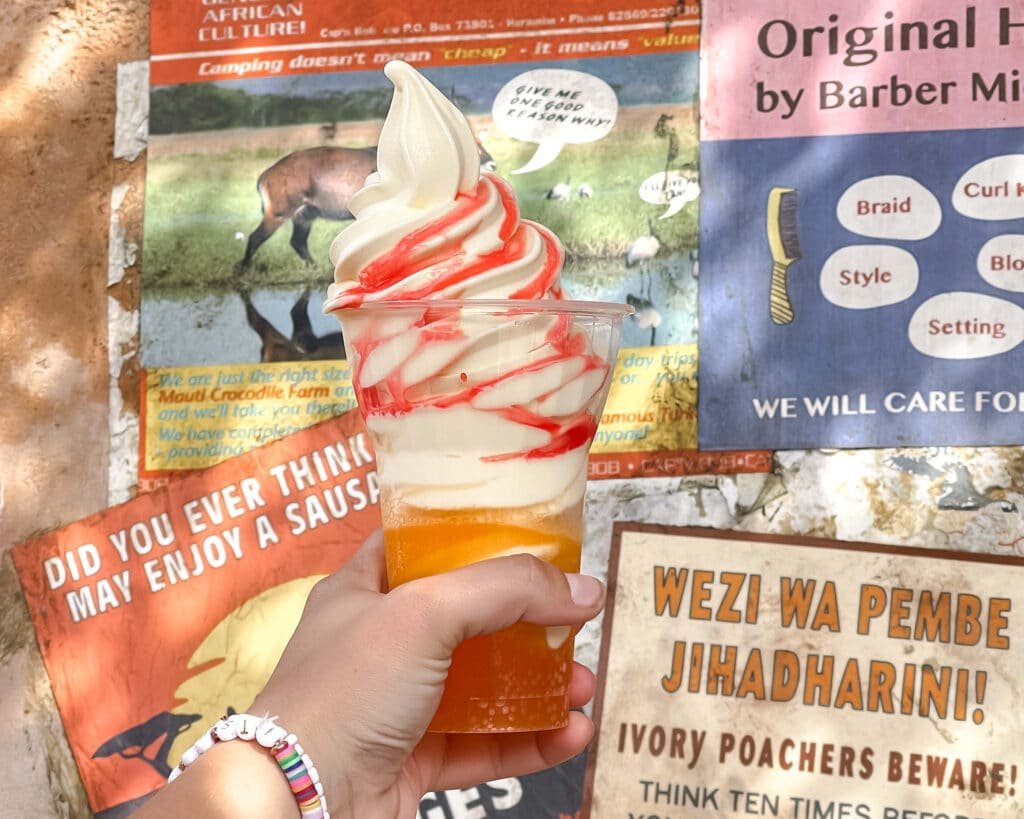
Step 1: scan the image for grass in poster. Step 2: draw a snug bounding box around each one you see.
[142,105,699,290]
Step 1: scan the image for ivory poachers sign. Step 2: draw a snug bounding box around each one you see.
[582,524,1022,819]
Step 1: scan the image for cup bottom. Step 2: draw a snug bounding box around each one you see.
[427,691,571,733]
[423,622,574,733]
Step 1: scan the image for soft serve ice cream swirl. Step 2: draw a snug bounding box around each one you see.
[326,61,612,511]
[323,60,563,306]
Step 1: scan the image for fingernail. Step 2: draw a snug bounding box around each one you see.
[567,573,603,607]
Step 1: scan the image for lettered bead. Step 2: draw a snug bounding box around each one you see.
[234,714,259,740]
[213,719,237,741]
[256,723,287,748]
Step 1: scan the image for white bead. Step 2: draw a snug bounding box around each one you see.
[213,719,237,741]
[323,811,330,819]
[195,732,215,753]
[300,753,312,769]
[256,723,287,748]
[307,765,319,784]
[315,782,324,796]
[181,745,200,766]
[167,766,182,783]
[234,715,259,741]
[294,743,305,756]
[285,733,298,746]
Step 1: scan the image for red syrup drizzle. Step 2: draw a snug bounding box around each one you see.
[332,173,553,307]
[339,173,606,461]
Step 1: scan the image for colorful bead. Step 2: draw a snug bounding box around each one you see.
[273,739,327,817]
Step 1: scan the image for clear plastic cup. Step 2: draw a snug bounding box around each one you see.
[333,299,631,732]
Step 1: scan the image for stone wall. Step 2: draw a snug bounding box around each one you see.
[0,2,146,815]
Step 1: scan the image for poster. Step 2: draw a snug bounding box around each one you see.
[584,524,1023,818]
[14,411,380,816]
[699,1,1024,451]
[139,360,356,488]
[141,0,769,481]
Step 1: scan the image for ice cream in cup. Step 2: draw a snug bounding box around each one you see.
[324,61,631,732]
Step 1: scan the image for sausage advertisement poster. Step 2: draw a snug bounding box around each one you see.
[584,523,1024,819]
[13,412,380,816]
[698,1,1024,451]
[140,0,770,484]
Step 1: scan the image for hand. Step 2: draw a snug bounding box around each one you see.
[252,529,606,819]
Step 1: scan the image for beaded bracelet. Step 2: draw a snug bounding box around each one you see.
[167,713,329,819]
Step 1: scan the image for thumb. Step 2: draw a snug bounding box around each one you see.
[387,553,605,653]
[315,529,387,595]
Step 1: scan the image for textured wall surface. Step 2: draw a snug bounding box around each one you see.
[0,2,147,816]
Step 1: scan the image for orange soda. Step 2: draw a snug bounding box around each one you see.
[383,502,583,732]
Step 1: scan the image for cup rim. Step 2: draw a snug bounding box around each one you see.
[332,298,635,317]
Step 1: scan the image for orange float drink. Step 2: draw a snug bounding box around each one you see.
[323,62,629,731]
[335,301,628,732]
[387,513,583,731]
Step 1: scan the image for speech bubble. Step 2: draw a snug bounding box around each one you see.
[952,155,1024,220]
[977,234,1024,293]
[492,69,618,174]
[836,175,941,240]
[638,171,700,219]
[819,245,918,309]
[908,291,1024,359]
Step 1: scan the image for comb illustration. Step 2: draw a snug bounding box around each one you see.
[766,186,801,325]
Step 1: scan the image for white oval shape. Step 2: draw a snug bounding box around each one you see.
[546,625,572,649]
[820,245,919,309]
[638,170,700,219]
[977,234,1024,292]
[836,175,941,240]
[908,291,1024,359]
[952,155,1024,221]
[492,69,618,174]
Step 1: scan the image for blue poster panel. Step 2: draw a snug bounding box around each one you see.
[698,1,1024,449]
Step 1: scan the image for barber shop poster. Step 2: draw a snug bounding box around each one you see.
[698,1,1024,450]
[584,524,1024,819]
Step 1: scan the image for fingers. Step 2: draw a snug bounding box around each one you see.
[430,711,595,792]
[390,554,606,652]
[318,529,387,595]
[567,661,596,708]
